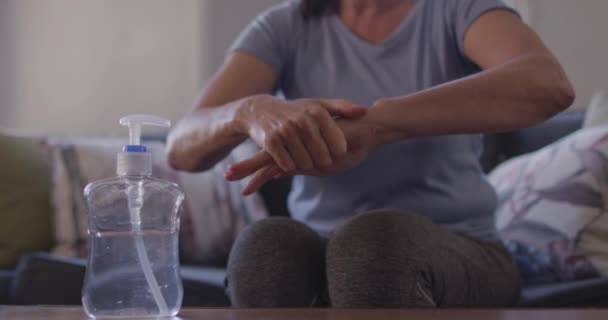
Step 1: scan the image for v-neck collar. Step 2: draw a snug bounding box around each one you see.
[330,0,422,51]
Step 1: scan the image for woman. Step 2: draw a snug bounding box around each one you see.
[168,0,574,308]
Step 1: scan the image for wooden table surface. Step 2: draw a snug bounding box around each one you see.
[1,306,608,320]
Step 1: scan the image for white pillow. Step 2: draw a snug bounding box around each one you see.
[489,126,608,283]
[583,91,608,129]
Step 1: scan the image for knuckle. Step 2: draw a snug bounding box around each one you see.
[306,105,325,118]
[287,115,310,133]
[303,114,319,129]
[302,162,314,171]
[299,123,317,141]
[287,118,301,129]
[296,154,313,168]
[278,126,291,138]
[319,150,332,164]
[264,134,280,148]
[281,120,299,137]
[314,153,329,165]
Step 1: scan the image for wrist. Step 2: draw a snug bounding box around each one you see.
[368,98,412,145]
[232,94,272,137]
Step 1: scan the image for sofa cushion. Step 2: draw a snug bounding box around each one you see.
[520,277,608,307]
[495,111,585,159]
[480,112,584,173]
[489,125,608,285]
[0,130,53,268]
[0,270,14,304]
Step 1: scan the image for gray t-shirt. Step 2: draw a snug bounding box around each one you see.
[231,0,518,241]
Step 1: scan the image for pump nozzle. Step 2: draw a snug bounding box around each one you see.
[117,114,171,176]
[120,114,171,146]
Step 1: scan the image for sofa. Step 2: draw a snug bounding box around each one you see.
[1,111,608,307]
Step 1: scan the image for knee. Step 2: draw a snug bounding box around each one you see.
[328,210,434,257]
[229,217,325,265]
[326,210,437,307]
[226,217,326,307]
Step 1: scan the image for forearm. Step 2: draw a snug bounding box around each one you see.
[167,97,252,172]
[368,53,575,146]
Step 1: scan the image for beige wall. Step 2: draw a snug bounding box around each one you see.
[527,0,608,109]
[202,0,283,76]
[0,0,280,136]
[0,0,205,136]
[0,0,605,135]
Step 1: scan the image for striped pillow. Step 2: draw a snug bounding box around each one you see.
[48,137,267,266]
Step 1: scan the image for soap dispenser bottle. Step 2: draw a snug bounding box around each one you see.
[82,115,184,318]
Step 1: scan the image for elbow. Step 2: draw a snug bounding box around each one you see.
[167,147,213,173]
[533,61,576,122]
[552,78,576,113]
[530,79,575,126]
[167,147,190,172]
[166,131,212,173]
[166,142,192,172]
[166,130,185,171]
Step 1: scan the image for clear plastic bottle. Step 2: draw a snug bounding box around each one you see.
[82,115,185,318]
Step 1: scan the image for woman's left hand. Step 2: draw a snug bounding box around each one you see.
[225,118,377,195]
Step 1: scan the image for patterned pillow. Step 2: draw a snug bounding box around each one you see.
[489,126,608,285]
[48,137,267,266]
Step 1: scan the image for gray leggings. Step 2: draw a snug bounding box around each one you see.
[226,209,521,308]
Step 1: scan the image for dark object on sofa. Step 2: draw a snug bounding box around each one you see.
[520,277,608,307]
[9,252,229,307]
[11,254,84,305]
[3,111,608,308]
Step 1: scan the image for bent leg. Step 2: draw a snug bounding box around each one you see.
[326,209,521,307]
[226,217,326,307]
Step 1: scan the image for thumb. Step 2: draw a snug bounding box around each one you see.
[319,99,367,119]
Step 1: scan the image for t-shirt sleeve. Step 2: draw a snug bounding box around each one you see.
[451,0,521,56]
[228,1,300,77]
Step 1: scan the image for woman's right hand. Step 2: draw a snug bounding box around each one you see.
[235,94,367,172]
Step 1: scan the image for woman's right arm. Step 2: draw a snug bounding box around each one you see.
[167,51,276,172]
[167,51,367,173]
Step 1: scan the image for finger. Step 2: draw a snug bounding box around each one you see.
[280,122,314,170]
[318,114,348,156]
[300,116,333,167]
[319,99,367,119]
[306,107,347,156]
[307,146,369,177]
[241,165,282,196]
[265,135,295,172]
[225,151,273,181]
[342,146,369,167]
[273,171,289,179]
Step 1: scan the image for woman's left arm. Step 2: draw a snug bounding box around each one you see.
[226,10,576,194]
[368,10,575,146]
